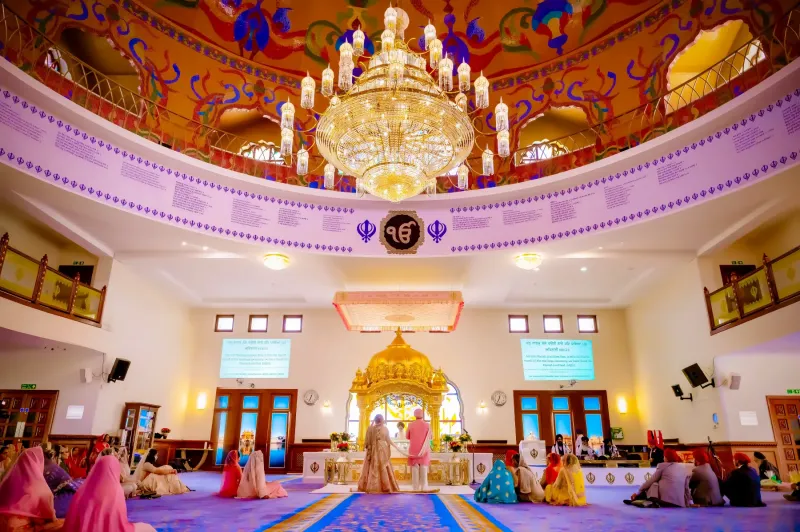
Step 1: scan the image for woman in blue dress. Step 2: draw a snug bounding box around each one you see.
[474,460,517,504]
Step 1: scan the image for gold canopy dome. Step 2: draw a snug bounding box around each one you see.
[350,330,448,450]
[362,330,437,386]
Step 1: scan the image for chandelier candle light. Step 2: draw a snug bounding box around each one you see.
[280,4,504,202]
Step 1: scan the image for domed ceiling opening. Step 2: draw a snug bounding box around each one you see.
[665,20,765,112]
[55,28,141,113]
[517,106,593,163]
[214,108,282,161]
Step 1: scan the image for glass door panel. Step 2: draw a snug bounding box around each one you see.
[554,413,573,440]
[238,412,258,466]
[215,411,228,466]
[585,413,603,440]
[522,414,540,439]
[268,412,288,468]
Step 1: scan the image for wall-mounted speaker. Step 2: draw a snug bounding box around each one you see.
[107,358,131,383]
[682,363,710,388]
[729,373,741,390]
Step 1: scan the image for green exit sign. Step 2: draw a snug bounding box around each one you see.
[21,384,36,390]
[731,260,744,265]
[73,261,85,265]
[788,389,800,395]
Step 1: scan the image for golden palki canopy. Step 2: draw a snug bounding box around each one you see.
[350,330,448,449]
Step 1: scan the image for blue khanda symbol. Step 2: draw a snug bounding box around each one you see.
[427,220,447,243]
[357,219,377,243]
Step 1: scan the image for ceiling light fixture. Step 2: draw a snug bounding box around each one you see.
[263,253,290,270]
[181,241,187,246]
[514,253,543,270]
[280,4,504,202]
[202,246,209,251]
[580,267,588,272]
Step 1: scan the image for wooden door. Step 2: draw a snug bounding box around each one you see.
[767,396,800,481]
[0,390,58,448]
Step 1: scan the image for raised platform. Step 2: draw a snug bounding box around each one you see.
[302,451,493,484]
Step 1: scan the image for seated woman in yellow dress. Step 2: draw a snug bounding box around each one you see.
[133,449,190,496]
[549,454,587,506]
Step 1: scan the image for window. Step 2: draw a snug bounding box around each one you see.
[215,315,235,332]
[577,315,598,333]
[508,315,529,333]
[282,315,303,333]
[520,396,540,440]
[514,390,610,445]
[239,141,285,163]
[214,394,230,465]
[248,315,269,332]
[543,315,563,333]
[583,396,604,440]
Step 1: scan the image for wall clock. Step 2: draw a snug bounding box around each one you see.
[491,390,507,407]
[303,390,319,406]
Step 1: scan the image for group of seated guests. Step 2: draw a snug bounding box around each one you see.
[0,446,156,531]
[625,449,768,508]
[217,450,287,499]
[475,453,587,506]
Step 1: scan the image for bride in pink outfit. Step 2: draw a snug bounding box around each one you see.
[357,414,407,493]
[236,451,287,499]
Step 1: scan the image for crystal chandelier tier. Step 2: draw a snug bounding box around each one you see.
[281,4,505,202]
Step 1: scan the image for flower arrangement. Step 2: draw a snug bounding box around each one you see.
[458,431,472,445]
[339,432,351,443]
[330,432,341,442]
[448,440,463,453]
[160,428,171,434]
[337,442,350,453]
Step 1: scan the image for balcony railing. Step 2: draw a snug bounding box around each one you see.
[0,233,106,326]
[0,4,798,193]
[704,244,800,334]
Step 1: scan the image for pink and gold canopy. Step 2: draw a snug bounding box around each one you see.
[333,291,464,332]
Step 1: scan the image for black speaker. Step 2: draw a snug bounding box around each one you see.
[682,363,709,388]
[107,358,131,383]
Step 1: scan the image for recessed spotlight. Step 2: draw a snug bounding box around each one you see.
[514,252,543,270]
[263,253,290,270]
[181,241,187,246]
[533,267,540,272]
[598,246,603,250]
[202,246,209,251]
[580,267,588,272]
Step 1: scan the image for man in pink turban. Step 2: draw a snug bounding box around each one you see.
[406,408,432,491]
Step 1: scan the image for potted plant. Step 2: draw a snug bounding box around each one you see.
[159,428,171,440]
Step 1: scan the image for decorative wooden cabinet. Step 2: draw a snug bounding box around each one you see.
[119,402,160,468]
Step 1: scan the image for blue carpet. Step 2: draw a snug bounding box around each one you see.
[111,473,800,531]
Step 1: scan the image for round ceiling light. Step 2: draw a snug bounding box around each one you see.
[263,253,290,270]
[514,253,543,270]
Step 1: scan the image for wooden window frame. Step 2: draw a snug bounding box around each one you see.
[282,315,303,333]
[577,314,598,333]
[214,314,235,332]
[543,314,564,333]
[248,314,269,333]
[508,314,529,333]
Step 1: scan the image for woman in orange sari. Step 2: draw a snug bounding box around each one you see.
[541,453,562,503]
[217,451,242,498]
[0,447,63,531]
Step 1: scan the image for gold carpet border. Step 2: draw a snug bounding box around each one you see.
[264,494,351,531]
[436,494,507,532]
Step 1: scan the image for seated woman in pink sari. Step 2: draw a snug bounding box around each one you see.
[218,451,242,498]
[236,451,287,499]
[63,455,154,532]
[0,447,63,532]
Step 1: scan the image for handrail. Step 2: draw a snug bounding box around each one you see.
[0,232,106,326]
[703,243,800,335]
[0,3,798,193]
[512,4,800,167]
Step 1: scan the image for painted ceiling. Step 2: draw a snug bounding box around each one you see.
[5,0,795,191]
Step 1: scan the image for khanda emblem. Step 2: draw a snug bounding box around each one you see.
[427,220,447,243]
[357,219,377,243]
[379,211,424,254]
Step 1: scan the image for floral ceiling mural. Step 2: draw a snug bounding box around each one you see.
[3,0,795,191]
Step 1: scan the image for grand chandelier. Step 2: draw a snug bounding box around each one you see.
[280,5,507,202]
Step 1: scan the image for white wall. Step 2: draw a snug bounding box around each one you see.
[0,346,102,434]
[0,260,195,438]
[183,307,643,444]
[716,333,800,442]
[627,258,800,444]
